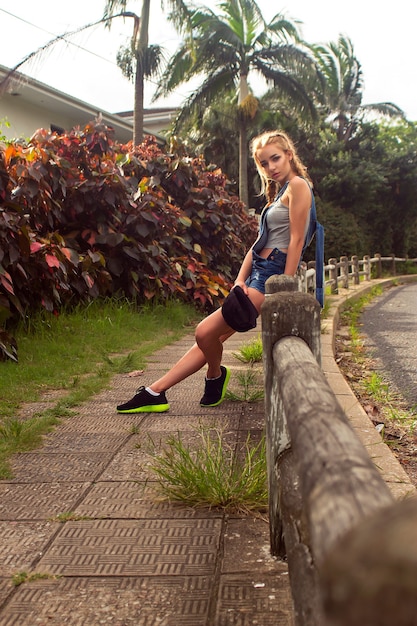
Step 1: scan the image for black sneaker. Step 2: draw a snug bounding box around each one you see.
[117,387,170,413]
[200,366,231,407]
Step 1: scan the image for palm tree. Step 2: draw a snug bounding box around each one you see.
[311,35,404,142]
[154,0,318,208]
[103,0,192,144]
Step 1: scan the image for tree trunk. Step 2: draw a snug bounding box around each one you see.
[237,72,250,210]
[238,116,249,210]
[133,56,144,146]
[133,0,150,146]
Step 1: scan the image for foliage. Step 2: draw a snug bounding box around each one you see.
[102,0,193,143]
[164,24,416,260]
[311,121,417,258]
[317,201,368,259]
[0,119,257,358]
[0,298,197,477]
[375,120,417,256]
[169,99,241,195]
[149,427,268,512]
[0,118,11,143]
[232,335,263,365]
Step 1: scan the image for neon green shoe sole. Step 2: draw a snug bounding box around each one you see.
[117,403,170,414]
[116,386,169,413]
[200,366,231,407]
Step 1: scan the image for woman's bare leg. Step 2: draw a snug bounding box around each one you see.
[149,309,234,393]
[150,287,265,393]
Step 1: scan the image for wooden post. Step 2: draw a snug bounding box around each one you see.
[329,258,338,294]
[351,255,359,284]
[262,275,299,556]
[307,260,316,297]
[321,496,417,626]
[375,252,382,278]
[262,275,321,558]
[340,256,349,289]
[391,252,396,275]
[363,254,371,280]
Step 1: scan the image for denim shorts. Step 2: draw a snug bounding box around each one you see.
[245,248,287,294]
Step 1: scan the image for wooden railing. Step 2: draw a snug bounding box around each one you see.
[298,253,417,301]
[261,275,417,626]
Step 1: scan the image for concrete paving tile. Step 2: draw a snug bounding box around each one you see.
[7,453,113,483]
[216,573,295,626]
[74,481,224,520]
[0,521,57,576]
[222,517,279,575]
[2,576,212,625]
[0,482,90,521]
[0,578,14,609]
[35,518,222,577]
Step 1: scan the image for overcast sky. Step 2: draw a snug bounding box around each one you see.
[0,0,415,121]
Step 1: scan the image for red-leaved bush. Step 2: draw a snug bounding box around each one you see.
[0,120,257,359]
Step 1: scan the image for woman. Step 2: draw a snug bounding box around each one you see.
[116,130,313,413]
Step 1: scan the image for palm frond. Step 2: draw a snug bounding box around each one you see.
[153,45,195,99]
[254,62,317,120]
[103,0,128,23]
[267,13,302,42]
[361,102,405,118]
[173,68,238,131]
[164,0,193,36]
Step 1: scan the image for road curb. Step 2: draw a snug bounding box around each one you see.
[320,276,417,499]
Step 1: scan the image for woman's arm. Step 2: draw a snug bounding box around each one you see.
[283,177,311,275]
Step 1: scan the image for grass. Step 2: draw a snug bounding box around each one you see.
[363,371,416,429]
[320,296,332,320]
[0,297,199,478]
[148,427,268,513]
[229,335,264,402]
[226,370,264,402]
[340,285,384,329]
[232,335,263,365]
[12,571,60,587]
[144,335,267,513]
[340,285,417,435]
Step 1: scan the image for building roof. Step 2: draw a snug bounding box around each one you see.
[0,64,170,144]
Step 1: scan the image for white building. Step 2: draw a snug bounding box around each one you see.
[0,64,176,144]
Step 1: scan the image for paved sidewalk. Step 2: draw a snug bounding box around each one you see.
[0,279,415,626]
[0,327,295,626]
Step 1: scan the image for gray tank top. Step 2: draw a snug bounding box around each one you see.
[263,197,291,250]
[252,178,311,254]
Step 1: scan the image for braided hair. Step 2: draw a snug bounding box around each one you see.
[251,131,311,204]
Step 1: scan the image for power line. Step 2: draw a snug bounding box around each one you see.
[0,7,122,68]
[0,6,216,110]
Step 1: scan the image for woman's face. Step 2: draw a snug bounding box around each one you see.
[256,143,294,185]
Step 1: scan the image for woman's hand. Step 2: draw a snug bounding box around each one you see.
[233,280,249,295]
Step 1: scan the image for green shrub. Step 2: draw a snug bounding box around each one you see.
[0,121,258,357]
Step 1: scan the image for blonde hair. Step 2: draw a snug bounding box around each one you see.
[251,130,311,203]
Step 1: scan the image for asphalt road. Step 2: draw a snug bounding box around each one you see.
[361,281,417,409]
